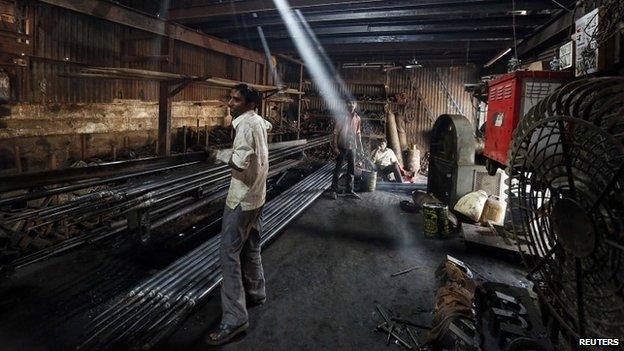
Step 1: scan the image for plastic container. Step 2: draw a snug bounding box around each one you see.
[453,190,488,222]
[479,195,507,225]
[407,146,421,172]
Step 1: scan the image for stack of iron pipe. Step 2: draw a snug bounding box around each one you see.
[78,163,333,350]
[6,158,298,270]
[3,136,331,270]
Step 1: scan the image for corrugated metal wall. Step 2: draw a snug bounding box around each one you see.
[17,3,263,103]
[339,66,478,150]
[388,66,478,149]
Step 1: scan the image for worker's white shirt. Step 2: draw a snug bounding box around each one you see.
[224,110,272,211]
[372,148,398,167]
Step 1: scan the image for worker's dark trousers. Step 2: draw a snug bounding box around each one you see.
[219,204,265,326]
[379,163,403,183]
[331,147,355,192]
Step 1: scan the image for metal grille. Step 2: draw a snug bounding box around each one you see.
[473,169,502,197]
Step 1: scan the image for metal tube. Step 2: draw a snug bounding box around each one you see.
[79,162,334,349]
[0,161,203,206]
[135,164,333,348]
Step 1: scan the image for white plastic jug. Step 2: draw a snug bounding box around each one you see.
[480,196,507,225]
[453,190,488,222]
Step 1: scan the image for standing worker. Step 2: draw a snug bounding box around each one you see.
[330,99,363,199]
[206,84,272,345]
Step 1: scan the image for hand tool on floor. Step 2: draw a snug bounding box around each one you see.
[405,326,420,348]
[391,317,431,330]
[375,304,418,350]
[391,265,421,277]
[375,322,413,350]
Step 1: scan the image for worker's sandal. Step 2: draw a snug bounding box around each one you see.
[205,322,249,345]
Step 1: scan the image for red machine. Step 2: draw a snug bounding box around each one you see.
[484,71,570,174]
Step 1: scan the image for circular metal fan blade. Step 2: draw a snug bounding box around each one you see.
[508,116,624,339]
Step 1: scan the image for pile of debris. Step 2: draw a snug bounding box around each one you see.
[373,256,552,350]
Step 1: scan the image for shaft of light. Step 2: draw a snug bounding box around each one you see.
[294,9,351,100]
[257,26,284,88]
[272,0,348,122]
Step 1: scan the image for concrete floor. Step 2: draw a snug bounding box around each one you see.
[162,189,529,351]
[0,189,529,351]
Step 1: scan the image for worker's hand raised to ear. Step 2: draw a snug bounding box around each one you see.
[333,146,340,155]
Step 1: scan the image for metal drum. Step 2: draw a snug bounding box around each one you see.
[422,202,450,238]
[360,170,377,192]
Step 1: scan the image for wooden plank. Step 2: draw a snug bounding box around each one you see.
[0,36,30,55]
[37,0,265,63]
[64,67,305,94]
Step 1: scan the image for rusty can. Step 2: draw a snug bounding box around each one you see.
[422,202,450,238]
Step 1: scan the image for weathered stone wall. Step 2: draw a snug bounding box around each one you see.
[0,100,229,173]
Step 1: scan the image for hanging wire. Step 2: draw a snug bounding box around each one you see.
[512,0,518,60]
[550,0,572,11]
[589,0,624,47]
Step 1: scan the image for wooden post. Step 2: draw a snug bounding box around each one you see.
[158,82,172,156]
[279,103,284,142]
[158,36,174,156]
[297,63,303,140]
[14,145,22,173]
[81,134,87,160]
[111,144,117,161]
[182,125,188,153]
[204,124,209,148]
[196,118,200,147]
[50,152,57,170]
[261,62,268,118]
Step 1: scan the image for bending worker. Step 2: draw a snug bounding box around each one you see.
[206,84,272,345]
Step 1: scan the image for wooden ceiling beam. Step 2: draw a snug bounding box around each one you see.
[38,0,266,63]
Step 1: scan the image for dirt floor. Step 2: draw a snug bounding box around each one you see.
[0,187,529,351]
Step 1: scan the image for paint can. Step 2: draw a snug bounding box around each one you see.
[422,202,450,238]
[360,170,377,192]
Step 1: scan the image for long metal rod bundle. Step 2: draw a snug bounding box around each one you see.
[77,163,333,350]
[140,165,334,349]
[2,136,330,269]
[82,164,330,341]
[6,158,302,271]
[5,135,330,225]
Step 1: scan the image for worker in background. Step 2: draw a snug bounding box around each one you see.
[330,99,362,199]
[205,84,272,345]
[371,139,405,182]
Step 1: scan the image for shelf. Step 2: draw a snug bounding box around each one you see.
[63,67,304,95]
[345,82,386,86]
[362,134,386,139]
[356,100,387,105]
[361,118,385,122]
[266,96,295,103]
[304,96,386,106]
